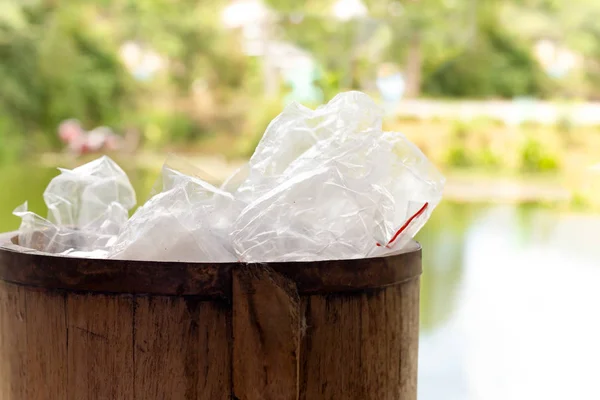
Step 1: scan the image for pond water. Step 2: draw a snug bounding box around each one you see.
[418,202,600,400]
[1,161,599,400]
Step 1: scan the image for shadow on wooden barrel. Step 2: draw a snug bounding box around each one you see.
[0,231,422,400]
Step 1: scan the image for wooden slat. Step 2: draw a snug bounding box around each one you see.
[0,282,28,399]
[25,288,68,399]
[195,301,232,400]
[398,278,420,399]
[233,266,300,400]
[67,293,134,400]
[0,282,68,400]
[299,292,363,399]
[133,297,230,399]
[299,278,421,400]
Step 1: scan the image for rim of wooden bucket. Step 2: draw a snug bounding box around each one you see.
[0,231,421,298]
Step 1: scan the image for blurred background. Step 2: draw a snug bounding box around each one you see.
[1,0,600,399]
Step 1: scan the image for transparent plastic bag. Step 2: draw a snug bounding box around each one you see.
[235,91,384,202]
[13,156,136,256]
[232,166,380,261]
[287,129,443,250]
[109,160,238,262]
[43,156,135,227]
[230,93,444,262]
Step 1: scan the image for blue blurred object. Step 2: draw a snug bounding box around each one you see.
[376,72,405,114]
[283,64,324,104]
[376,72,405,103]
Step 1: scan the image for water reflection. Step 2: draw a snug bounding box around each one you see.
[419,202,600,400]
[418,201,482,333]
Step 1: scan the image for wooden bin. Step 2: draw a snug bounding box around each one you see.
[0,232,422,400]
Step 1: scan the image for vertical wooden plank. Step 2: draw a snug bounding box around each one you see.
[134,297,191,399]
[67,293,134,400]
[233,266,300,400]
[299,293,364,399]
[360,287,391,400]
[25,288,68,399]
[0,282,28,400]
[134,297,231,400]
[398,278,420,400]
[195,301,231,400]
[299,278,421,400]
[0,282,68,400]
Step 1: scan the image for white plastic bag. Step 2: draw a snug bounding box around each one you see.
[13,156,136,256]
[230,92,444,262]
[235,91,384,202]
[109,160,238,262]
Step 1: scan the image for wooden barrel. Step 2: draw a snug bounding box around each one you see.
[0,231,422,400]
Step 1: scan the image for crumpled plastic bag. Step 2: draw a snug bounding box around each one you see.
[234,91,384,203]
[13,156,136,257]
[229,92,444,261]
[108,158,238,262]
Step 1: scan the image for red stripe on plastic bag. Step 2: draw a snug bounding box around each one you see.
[376,202,429,249]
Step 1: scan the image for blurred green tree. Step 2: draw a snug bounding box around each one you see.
[0,2,132,150]
[2,0,600,163]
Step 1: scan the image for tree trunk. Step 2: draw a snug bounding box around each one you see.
[405,32,422,98]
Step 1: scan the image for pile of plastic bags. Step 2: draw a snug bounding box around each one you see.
[12,92,444,262]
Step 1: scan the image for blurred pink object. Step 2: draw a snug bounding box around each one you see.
[58,119,122,155]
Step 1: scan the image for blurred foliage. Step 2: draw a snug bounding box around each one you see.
[237,97,285,158]
[444,119,503,169]
[383,115,596,180]
[446,121,474,167]
[520,136,560,172]
[0,2,132,147]
[0,0,258,159]
[423,26,550,98]
[2,0,600,164]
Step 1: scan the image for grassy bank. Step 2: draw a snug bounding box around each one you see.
[384,117,600,210]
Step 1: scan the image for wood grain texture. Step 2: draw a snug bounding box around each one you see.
[67,293,134,400]
[268,248,422,294]
[233,266,300,400]
[195,301,232,400]
[0,281,28,400]
[0,232,421,296]
[0,283,231,400]
[134,297,230,400]
[24,288,68,400]
[0,246,232,298]
[398,277,420,399]
[0,230,423,400]
[299,278,421,400]
[0,281,67,400]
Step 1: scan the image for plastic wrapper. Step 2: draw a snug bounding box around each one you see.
[108,160,238,262]
[13,156,136,257]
